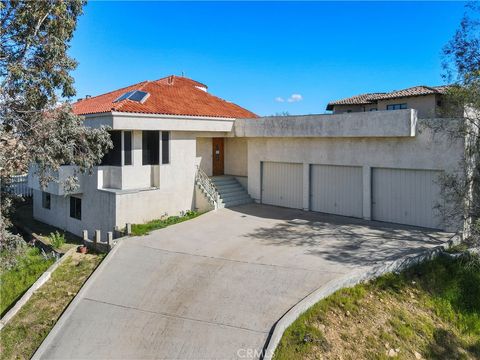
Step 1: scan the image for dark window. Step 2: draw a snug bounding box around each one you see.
[70,197,81,220]
[437,100,442,107]
[42,192,51,209]
[101,131,122,166]
[386,103,407,110]
[369,108,378,111]
[142,131,159,165]
[124,131,132,165]
[161,131,170,164]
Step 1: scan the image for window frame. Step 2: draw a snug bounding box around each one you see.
[161,131,170,165]
[386,103,407,111]
[69,196,82,220]
[142,131,159,165]
[123,131,133,166]
[42,191,51,210]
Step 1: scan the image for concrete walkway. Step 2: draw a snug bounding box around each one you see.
[34,204,450,360]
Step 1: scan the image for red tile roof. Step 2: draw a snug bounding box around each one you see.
[72,75,257,118]
[326,85,449,110]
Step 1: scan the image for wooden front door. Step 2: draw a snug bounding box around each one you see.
[212,138,224,176]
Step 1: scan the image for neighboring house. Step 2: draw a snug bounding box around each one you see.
[29,77,466,239]
[326,85,449,118]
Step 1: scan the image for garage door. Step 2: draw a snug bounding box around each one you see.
[310,164,363,218]
[261,162,303,209]
[372,168,443,229]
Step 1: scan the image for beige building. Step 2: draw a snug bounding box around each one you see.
[29,78,465,240]
[326,85,449,118]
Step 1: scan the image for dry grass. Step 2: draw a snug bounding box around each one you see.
[0,252,103,360]
[274,256,480,360]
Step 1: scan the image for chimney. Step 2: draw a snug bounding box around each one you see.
[85,95,91,99]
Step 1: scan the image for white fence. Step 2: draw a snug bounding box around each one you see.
[4,174,33,197]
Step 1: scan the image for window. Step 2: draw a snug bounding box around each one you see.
[42,192,51,209]
[101,131,122,166]
[386,103,407,111]
[161,131,170,164]
[123,131,132,165]
[70,197,81,220]
[142,131,159,165]
[369,108,378,111]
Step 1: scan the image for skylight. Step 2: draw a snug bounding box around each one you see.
[113,90,149,103]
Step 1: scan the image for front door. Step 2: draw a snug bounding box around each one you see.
[212,138,224,176]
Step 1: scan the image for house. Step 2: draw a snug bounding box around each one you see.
[326,85,449,118]
[28,77,466,239]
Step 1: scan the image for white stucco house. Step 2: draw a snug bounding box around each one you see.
[28,77,466,240]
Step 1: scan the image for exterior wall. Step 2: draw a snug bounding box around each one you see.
[32,171,116,240]
[246,119,464,231]
[224,138,248,176]
[194,187,215,213]
[332,95,440,118]
[196,137,212,176]
[377,95,438,118]
[33,131,199,237]
[115,131,198,226]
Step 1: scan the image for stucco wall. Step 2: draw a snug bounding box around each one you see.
[333,95,440,118]
[246,120,464,231]
[32,171,116,240]
[224,138,248,176]
[196,137,212,176]
[115,131,197,226]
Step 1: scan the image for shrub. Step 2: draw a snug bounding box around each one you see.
[48,231,65,249]
[0,230,27,272]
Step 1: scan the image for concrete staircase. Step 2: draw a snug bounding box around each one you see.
[211,176,253,208]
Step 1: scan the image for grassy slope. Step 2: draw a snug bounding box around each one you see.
[131,211,200,236]
[274,256,480,360]
[0,252,103,360]
[0,248,55,316]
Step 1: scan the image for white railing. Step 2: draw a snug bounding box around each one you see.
[195,166,219,208]
[4,174,33,197]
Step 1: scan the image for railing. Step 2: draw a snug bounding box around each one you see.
[3,174,32,197]
[195,166,219,209]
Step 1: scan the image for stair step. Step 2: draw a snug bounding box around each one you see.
[222,198,253,207]
[219,190,248,199]
[214,183,242,191]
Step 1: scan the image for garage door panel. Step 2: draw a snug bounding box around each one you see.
[310,165,363,218]
[262,162,303,209]
[372,168,442,229]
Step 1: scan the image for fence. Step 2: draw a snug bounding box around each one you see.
[3,174,33,197]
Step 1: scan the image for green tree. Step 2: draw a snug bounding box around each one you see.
[433,2,480,245]
[0,1,111,243]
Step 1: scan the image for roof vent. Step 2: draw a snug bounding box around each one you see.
[113,90,150,103]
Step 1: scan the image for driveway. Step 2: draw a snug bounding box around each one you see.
[34,204,450,360]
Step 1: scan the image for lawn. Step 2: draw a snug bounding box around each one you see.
[0,247,55,317]
[274,255,480,360]
[0,252,104,360]
[131,210,200,236]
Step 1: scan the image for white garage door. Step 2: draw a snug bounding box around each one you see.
[310,164,363,218]
[372,168,443,229]
[261,162,303,209]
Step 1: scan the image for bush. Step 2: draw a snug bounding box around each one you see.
[48,231,65,249]
[0,229,27,272]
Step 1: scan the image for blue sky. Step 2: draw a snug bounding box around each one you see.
[70,1,466,116]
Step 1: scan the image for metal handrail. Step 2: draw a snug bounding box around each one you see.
[195,166,219,208]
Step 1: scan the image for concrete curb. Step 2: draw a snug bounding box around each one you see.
[31,237,127,360]
[0,246,77,331]
[261,234,462,360]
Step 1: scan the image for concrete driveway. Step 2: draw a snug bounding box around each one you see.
[34,204,450,360]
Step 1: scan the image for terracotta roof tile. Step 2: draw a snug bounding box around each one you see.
[72,75,257,118]
[326,85,450,110]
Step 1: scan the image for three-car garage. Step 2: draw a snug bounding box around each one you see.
[260,161,443,230]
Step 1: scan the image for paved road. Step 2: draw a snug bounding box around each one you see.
[34,204,450,359]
